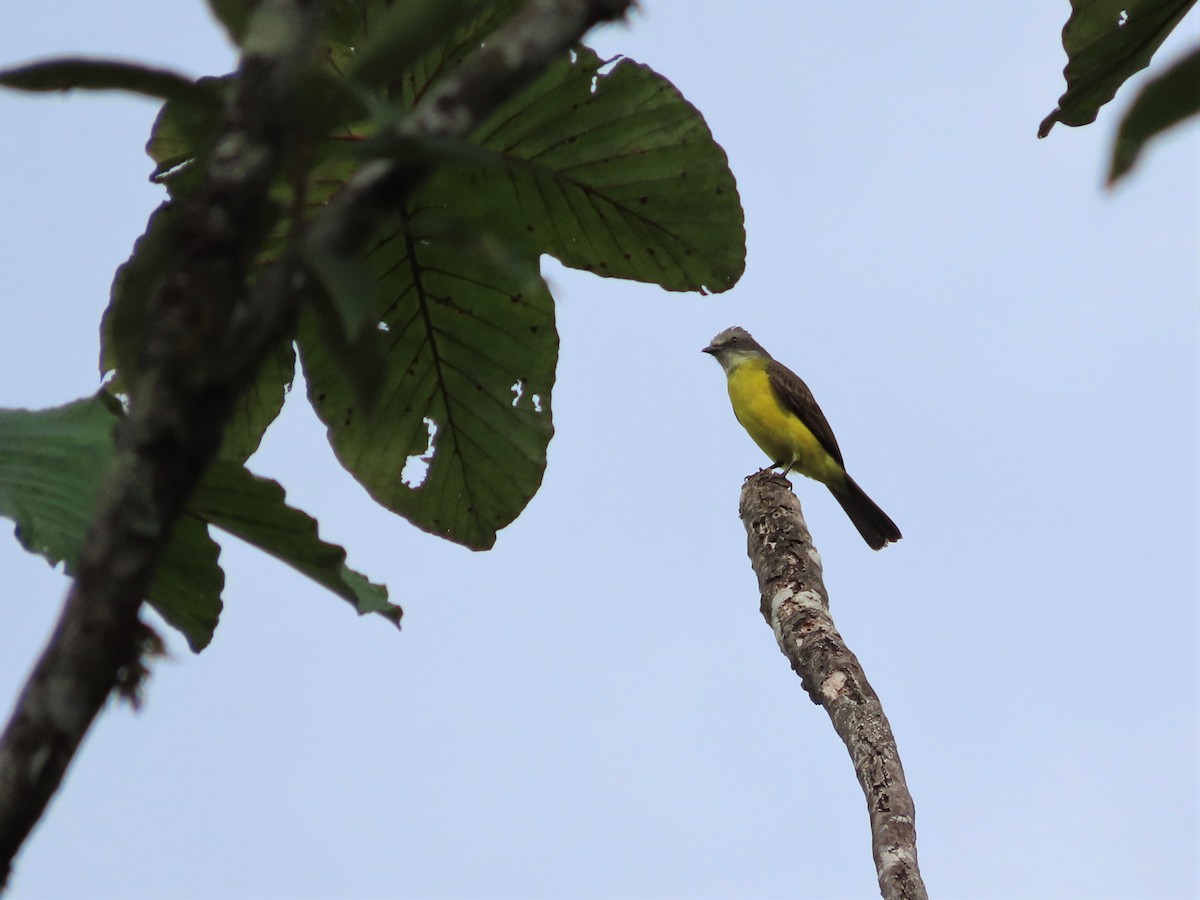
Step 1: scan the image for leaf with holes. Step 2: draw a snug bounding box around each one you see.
[1039,0,1197,137]
[298,220,555,550]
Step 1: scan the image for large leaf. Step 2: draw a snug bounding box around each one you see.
[300,12,738,548]
[298,221,556,550]
[190,458,401,627]
[1108,44,1200,182]
[0,396,222,651]
[1039,0,1197,137]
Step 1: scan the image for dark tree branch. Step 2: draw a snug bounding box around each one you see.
[739,472,927,900]
[0,2,327,886]
[0,0,634,888]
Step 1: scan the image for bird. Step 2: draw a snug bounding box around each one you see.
[702,326,901,550]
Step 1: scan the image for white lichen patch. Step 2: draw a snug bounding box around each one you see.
[820,670,848,700]
[878,845,919,869]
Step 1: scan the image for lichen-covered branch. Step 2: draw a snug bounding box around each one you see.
[0,0,634,888]
[738,472,927,900]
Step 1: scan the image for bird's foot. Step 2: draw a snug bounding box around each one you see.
[745,463,787,482]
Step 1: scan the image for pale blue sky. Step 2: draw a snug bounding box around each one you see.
[0,3,1196,898]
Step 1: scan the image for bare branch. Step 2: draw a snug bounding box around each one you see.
[739,472,927,900]
[0,0,635,888]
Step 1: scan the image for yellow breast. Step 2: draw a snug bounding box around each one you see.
[725,361,842,485]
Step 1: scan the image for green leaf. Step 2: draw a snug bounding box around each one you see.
[0,395,223,651]
[1109,44,1200,182]
[427,47,746,293]
[1039,0,1197,137]
[0,57,221,107]
[190,458,401,627]
[101,205,295,463]
[298,220,556,550]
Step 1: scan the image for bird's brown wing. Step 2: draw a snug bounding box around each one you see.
[765,360,845,466]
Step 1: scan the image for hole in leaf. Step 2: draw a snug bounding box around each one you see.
[377,321,390,332]
[511,379,525,407]
[153,158,194,183]
[400,417,439,489]
[531,394,543,413]
[1117,9,1128,25]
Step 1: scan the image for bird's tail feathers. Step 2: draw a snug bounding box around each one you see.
[831,475,902,551]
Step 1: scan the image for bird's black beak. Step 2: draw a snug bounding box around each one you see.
[701,345,716,355]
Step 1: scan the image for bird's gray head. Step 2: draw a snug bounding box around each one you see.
[702,326,771,373]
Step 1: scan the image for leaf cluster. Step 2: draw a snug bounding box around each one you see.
[0,0,745,650]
